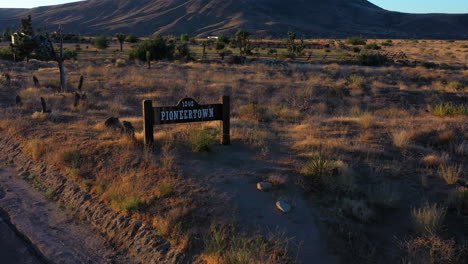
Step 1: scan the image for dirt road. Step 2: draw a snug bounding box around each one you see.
[0,167,128,264]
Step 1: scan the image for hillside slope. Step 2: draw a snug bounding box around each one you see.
[0,0,467,39]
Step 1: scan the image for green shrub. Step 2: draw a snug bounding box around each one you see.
[352,46,361,53]
[189,128,217,152]
[364,43,381,50]
[300,156,338,190]
[382,40,393,46]
[0,47,14,60]
[446,81,465,91]
[175,43,191,59]
[125,35,139,43]
[180,33,189,42]
[431,103,468,117]
[91,35,110,49]
[421,61,437,69]
[112,196,141,213]
[128,35,174,61]
[346,37,367,45]
[357,52,389,66]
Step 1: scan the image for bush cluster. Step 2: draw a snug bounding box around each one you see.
[129,35,175,61]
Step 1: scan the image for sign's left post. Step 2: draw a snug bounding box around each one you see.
[143,100,154,145]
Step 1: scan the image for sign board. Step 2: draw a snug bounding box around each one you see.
[154,98,222,124]
[142,96,230,145]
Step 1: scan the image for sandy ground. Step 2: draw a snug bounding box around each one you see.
[179,141,334,264]
[0,167,129,264]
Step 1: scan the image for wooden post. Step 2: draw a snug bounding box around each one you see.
[142,100,154,145]
[221,95,230,145]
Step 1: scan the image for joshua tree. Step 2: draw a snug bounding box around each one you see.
[10,15,36,61]
[115,33,127,52]
[235,30,251,55]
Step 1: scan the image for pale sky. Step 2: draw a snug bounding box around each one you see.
[0,0,467,14]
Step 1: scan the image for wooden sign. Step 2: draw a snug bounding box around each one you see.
[143,96,230,145]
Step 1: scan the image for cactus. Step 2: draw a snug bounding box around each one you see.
[78,75,84,91]
[33,75,40,87]
[146,51,151,69]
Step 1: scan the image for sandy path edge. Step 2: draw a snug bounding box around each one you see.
[0,132,185,264]
[0,167,122,264]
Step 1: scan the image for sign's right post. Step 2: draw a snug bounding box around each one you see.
[221,95,230,145]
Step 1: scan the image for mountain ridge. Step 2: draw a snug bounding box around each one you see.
[0,0,467,39]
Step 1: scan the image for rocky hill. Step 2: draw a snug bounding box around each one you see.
[0,0,467,38]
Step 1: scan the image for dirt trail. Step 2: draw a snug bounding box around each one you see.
[0,167,129,264]
[179,142,333,264]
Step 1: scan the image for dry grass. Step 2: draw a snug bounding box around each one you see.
[401,236,465,264]
[438,164,462,185]
[202,226,290,264]
[411,203,447,235]
[357,112,375,129]
[421,154,445,168]
[25,138,49,160]
[393,130,413,149]
[1,39,467,263]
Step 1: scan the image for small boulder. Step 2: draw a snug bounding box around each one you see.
[257,182,273,192]
[104,117,122,129]
[122,121,135,134]
[276,201,291,213]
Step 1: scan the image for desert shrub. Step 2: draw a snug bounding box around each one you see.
[189,128,217,152]
[401,236,465,264]
[446,81,465,91]
[438,164,462,185]
[202,227,289,264]
[26,138,48,160]
[91,35,109,49]
[115,58,126,67]
[125,35,139,43]
[393,130,412,148]
[357,112,374,129]
[238,104,272,122]
[0,47,14,61]
[364,43,381,50]
[421,61,437,69]
[421,154,445,168]
[342,198,374,223]
[226,55,246,64]
[447,187,468,215]
[349,75,366,88]
[357,52,389,66]
[175,43,191,59]
[411,203,446,235]
[57,148,83,169]
[367,183,400,208]
[118,196,141,213]
[180,33,189,42]
[352,46,361,53]
[381,40,393,46]
[454,141,467,156]
[156,178,175,198]
[128,35,174,61]
[300,156,339,190]
[346,37,367,45]
[431,103,468,117]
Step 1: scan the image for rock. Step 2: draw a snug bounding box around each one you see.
[104,117,121,128]
[122,121,135,134]
[257,182,272,192]
[276,201,291,213]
